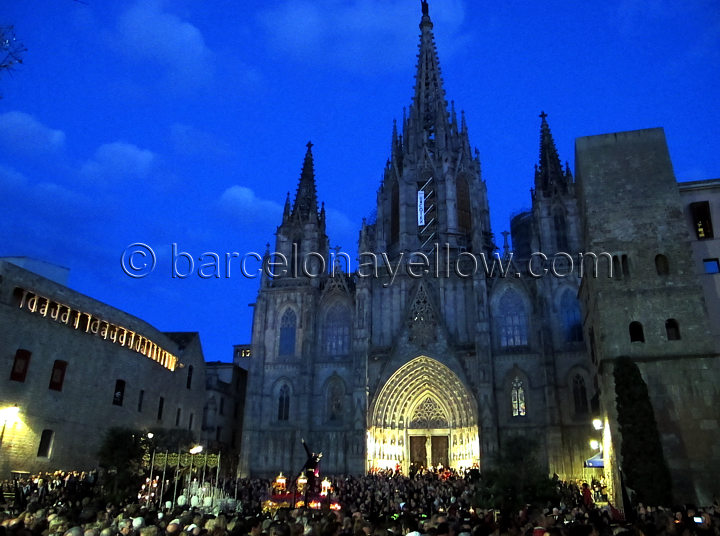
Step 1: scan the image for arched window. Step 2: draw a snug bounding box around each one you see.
[511,377,526,417]
[278,309,297,356]
[655,254,669,276]
[560,291,583,342]
[390,182,400,245]
[326,379,344,422]
[572,374,589,415]
[629,321,645,343]
[665,319,681,340]
[323,304,351,355]
[278,385,290,421]
[554,209,568,252]
[497,291,528,348]
[456,177,471,235]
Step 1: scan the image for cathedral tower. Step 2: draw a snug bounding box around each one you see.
[367,0,493,261]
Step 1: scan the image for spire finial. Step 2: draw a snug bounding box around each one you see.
[421,0,429,16]
[539,110,548,121]
[306,140,313,150]
[501,231,511,259]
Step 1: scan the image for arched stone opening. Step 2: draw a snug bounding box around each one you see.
[367,356,480,473]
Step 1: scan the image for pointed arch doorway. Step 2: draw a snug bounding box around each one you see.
[367,356,480,473]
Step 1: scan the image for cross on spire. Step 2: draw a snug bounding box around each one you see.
[539,110,548,120]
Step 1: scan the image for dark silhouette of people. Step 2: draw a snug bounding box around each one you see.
[301,438,322,476]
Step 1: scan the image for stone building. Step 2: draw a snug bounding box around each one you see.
[240,2,720,506]
[0,259,207,478]
[201,358,247,468]
[575,130,720,505]
[240,3,594,482]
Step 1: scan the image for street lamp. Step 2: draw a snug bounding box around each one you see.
[187,445,204,497]
[1,404,20,446]
[589,439,600,450]
[592,418,603,431]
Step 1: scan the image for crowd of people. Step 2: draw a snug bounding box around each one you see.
[1,470,718,536]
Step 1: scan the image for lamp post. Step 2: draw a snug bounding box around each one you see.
[145,432,156,505]
[188,445,203,498]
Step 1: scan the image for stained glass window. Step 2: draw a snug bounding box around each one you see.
[511,377,526,417]
[498,291,528,347]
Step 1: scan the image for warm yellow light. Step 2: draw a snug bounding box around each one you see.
[1,405,19,422]
[592,418,603,430]
[589,439,600,450]
[147,432,154,439]
[189,445,203,454]
[320,477,331,496]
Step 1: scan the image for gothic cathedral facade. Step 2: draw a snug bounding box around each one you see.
[240,2,595,480]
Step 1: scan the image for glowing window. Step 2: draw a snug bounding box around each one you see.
[511,377,526,417]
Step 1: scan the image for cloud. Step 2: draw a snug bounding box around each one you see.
[218,185,283,225]
[0,111,66,155]
[117,0,213,85]
[258,0,468,73]
[0,164,29,190]
[81,141,156,182]
[170,123,234,160]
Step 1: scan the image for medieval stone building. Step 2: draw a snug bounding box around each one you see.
[241,2,592,480]
[240,2,720,506]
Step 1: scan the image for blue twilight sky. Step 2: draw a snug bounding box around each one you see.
[1,1,719,363]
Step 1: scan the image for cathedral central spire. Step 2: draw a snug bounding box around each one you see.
[407,0,450,153]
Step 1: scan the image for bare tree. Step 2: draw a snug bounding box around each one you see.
[1,25,26,96]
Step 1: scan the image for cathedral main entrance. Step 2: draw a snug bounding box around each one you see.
[367,356,480,473]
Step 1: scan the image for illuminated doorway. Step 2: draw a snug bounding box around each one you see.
[367,356,480,472]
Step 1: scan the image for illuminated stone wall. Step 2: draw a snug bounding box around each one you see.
[576,128,720,506]
[0,260,207,478]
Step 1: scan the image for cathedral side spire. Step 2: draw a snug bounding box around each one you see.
[282,192,291,222]
[291,141,320,221]
[535,111,567,196]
